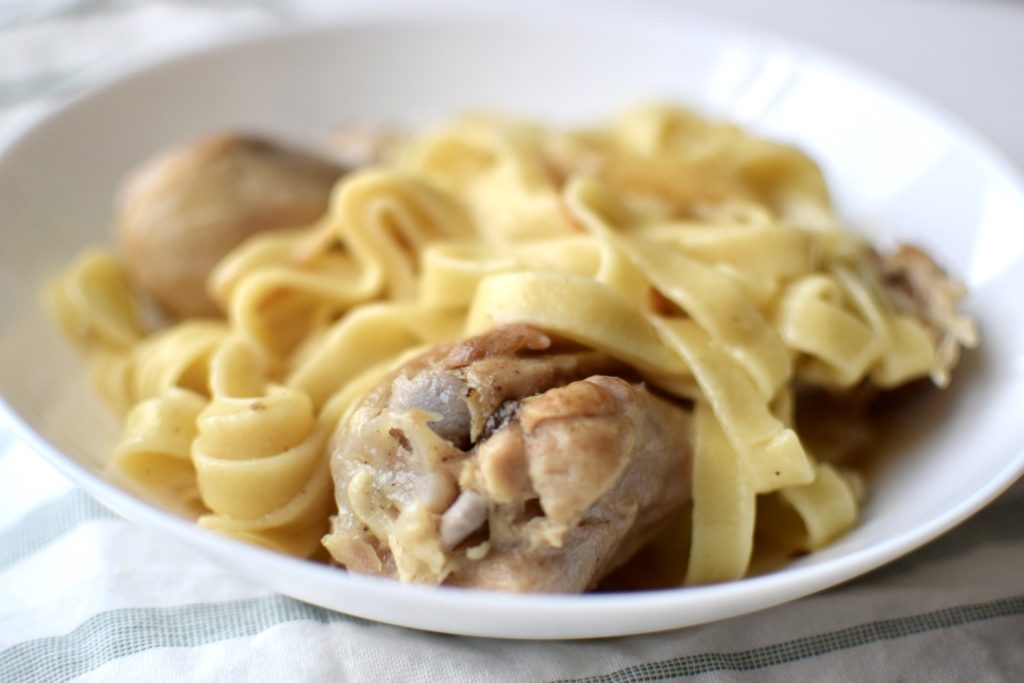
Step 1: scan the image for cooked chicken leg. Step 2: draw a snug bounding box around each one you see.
[323,325,693,592]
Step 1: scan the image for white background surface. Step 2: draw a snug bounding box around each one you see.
[1,0,1023,172]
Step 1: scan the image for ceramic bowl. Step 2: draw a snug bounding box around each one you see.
[1,9,1023,638]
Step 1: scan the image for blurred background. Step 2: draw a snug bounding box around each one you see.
[1,0,1022,168]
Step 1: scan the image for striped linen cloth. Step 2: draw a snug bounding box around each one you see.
[2,429,1023,682]
[2,1,1024,681]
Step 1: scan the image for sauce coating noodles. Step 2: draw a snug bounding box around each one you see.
[50,105,976,584]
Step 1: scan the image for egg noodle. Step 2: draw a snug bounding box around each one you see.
[49,105,971,584]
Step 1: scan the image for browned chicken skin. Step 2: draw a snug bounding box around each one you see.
[323,325,694,592]
[117,135,345,317]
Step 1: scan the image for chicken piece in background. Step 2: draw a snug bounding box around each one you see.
[117,134,345,318]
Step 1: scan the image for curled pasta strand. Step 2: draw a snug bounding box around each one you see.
[566,177,791,398]
[225,260,371,361]
[418,242,522,310]
[287,303,463,410]
[192,337,334,557]
[776,274,880,386]
[653,317,813,493]
[605,104,831,222]
[873,316,939,388]
[210,225,375,361]
[48,249,145,352]
[400,115,573,242]
[113,387,207,517]
[779,463,859,549]
[332,169,474,298]
[207,229,345,309]
[215,170,471,361]
[636,222,814,284]
[466,271,688,377]
[685,403,756,585]
[419,235,647,310]
[129,320,230,403]
[831,265,935,387]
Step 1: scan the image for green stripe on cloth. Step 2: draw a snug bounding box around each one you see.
[0,594,375,683]
[0,492,113,572]
[0,0,283,32]
[553,595,1024,683]
[1,594,1021,683]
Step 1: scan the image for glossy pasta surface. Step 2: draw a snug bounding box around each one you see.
[49,105,977,586]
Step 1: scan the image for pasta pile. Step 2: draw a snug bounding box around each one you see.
[49,105,974,583]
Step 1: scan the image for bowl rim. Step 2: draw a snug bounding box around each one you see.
[2,8,1024,639]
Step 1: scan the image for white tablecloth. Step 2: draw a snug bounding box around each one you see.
[2,1,1023,681]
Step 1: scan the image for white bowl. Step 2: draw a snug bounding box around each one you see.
[2,10,1023,639]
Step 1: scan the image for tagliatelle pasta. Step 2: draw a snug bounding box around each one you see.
[50,104,978,586]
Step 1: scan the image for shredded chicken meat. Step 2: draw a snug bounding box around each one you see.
[881,245,979,386]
